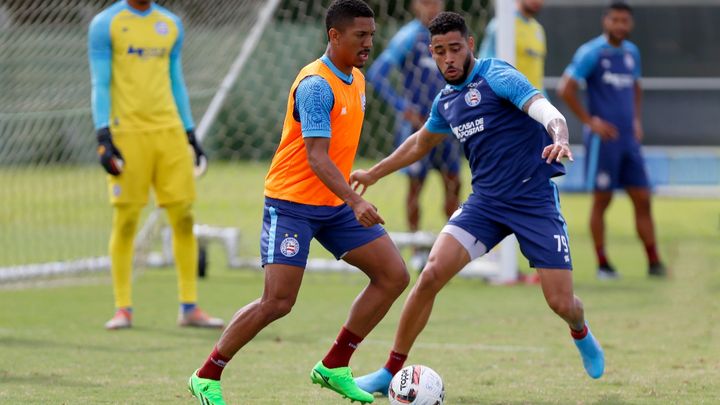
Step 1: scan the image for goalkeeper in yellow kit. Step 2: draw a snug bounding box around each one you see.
[88,0,223,330]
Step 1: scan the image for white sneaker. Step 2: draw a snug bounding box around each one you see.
[596,265,620,280]
[178,307,225,329]
[104,308,132,330]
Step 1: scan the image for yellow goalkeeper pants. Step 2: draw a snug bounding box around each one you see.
[110,202,198,308]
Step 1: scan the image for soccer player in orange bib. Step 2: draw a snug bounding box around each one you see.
[188,1,409,404]
[88,0,223,329]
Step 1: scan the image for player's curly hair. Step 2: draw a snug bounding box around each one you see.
[428,11,468,38]
[325,0,374,34]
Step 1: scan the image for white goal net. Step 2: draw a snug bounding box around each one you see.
[0,0,563,284]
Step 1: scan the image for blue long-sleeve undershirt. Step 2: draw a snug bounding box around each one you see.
[168,17,194,131]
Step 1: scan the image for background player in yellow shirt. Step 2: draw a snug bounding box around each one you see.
[479,0,547,95]
[88,0,223,330]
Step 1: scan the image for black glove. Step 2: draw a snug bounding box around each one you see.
[187,129,208,177]
[96,127,124,176]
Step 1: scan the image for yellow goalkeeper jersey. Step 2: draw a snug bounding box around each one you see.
[514,14,546,91]
[479,12,547,91]
[89,1,194,132]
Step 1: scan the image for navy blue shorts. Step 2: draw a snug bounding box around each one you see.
[447,181,573,269]
[584,129,650,191]
[260,197,386,267]
[397,120,462,179]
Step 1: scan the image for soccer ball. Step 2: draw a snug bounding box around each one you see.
[388,365,445,405]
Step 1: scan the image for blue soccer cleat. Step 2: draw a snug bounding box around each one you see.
[354,367,393,396]
[574,326,605,379]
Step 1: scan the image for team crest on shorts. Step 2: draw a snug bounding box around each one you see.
[465,88,481,107]
[155,21,169,35]
[280,236,300,257]
[113,184,121,197]
[596,171,611,190]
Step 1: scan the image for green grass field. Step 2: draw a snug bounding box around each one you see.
[1,161,719,404]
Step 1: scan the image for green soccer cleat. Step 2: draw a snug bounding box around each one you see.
[188,370,226,405]
[310,361,374,404]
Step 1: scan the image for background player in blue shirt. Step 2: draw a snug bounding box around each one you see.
[366,0,462,270]
[352,12,605,394]
[557,2,666,279]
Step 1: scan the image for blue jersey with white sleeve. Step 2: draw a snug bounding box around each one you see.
[426,58,564,200]
[564,35,641,141]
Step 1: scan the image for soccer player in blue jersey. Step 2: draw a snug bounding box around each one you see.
[352,12,605,394]
[88,0,223,329]
[366,0,461,270]
[557,2,666,279]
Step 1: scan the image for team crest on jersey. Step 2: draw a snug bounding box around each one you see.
[601,58,611,69]
[280,237,300,257]
[113,184,121,197]
[464,88,481,107]
[624,53,635,70]
[155,21,169,35]
[361,93,366,112]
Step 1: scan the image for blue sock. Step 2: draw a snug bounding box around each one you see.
[181,303,197,314]
[120,306,133,313]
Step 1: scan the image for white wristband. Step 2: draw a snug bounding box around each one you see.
[528,98,566,129]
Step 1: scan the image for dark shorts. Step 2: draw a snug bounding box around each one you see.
[397,120,462,179]
[584,129,650,191]
[447,181,573,269]
[260,197,386,267]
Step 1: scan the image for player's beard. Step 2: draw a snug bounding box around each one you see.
[444,53,473,86]
[609,31,629,43]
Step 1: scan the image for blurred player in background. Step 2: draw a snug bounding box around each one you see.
[479,0,547,284]
[366,0,461,271]
[88,0,223,329]
[557,1,666,279]
[352,12,605,395]
[479,0,546,95]
[188,1,409,404]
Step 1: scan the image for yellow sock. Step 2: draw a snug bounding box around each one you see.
[166,202,198,304]
[109,203,143,308]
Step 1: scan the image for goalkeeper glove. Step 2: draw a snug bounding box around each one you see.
[187,129,208,177]
[96,127,124,176]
